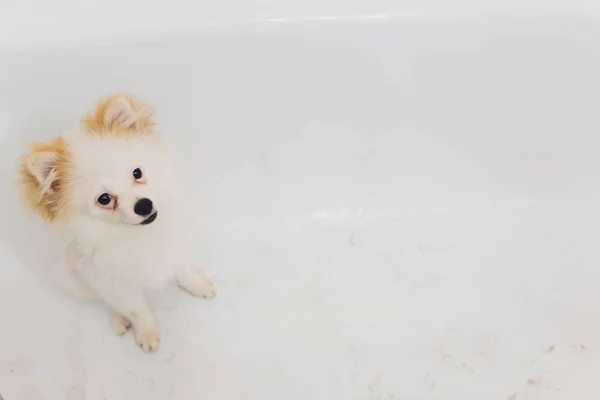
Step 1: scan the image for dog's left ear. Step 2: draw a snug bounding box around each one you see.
[104,96,153,131]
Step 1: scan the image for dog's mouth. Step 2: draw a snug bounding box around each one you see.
[140,211,158,225]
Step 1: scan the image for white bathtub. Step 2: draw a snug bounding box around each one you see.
[1,5,600,399]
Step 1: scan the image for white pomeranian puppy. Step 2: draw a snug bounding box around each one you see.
[18,94,215,352]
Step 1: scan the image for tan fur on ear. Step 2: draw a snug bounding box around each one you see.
[19,137,73,221]
[81,94,155,136]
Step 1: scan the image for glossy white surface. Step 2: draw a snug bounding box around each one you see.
[1,17,600,399]
[3,0,600,52]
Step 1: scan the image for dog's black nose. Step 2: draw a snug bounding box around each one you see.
[134,198,153,216]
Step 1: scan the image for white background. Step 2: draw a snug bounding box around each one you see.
[1,1,600,399]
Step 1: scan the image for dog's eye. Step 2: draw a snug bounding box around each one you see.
[97,193,112,206]
[132,168,143,180]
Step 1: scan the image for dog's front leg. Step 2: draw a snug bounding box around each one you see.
[174,262,216,299]
[100,290,160,352]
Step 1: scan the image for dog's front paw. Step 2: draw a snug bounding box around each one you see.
[136,329,160,352]
[175,264,217,299]
[191,279,216,298]
[113,314,132,336]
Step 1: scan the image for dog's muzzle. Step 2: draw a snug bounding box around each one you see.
[140,211,158,225]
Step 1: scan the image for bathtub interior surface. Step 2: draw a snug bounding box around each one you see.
[1,19,600,399]
[4,1,600,52]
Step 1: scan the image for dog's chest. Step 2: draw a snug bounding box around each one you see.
[73,227,181,289]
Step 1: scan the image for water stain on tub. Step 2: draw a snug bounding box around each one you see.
[67,385,86,400]
[437,348,453,362]
[526,378,542,387]
[456,362,475,374]
[348,232,357,247]
[570,343,591,357]
[422,373,436,390]
[256,149,272,173]
[366,374,383,399]
[127,370,140,381]
[164,350,176,361]
[4,356,33,374]
[367,374,382,393]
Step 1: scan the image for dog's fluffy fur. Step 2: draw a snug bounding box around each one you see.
[18,94,215,351]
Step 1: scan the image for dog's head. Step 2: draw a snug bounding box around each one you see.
[19,94,172,227]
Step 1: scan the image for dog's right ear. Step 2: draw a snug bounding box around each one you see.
[18,137,71,221]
